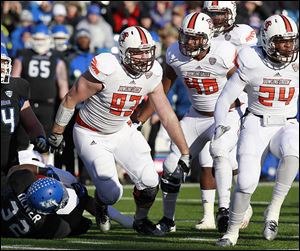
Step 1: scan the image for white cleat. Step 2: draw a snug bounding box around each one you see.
[195,217,216,230]
[216,234,238,247]
[263,220,278,241]
[240,204,253,229]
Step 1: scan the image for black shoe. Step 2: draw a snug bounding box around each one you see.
[156,216,176,233]
[94,192,111,233]
[133,217,165,236]
[216,207,229,233]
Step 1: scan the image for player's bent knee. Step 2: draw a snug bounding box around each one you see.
[133,185,159,208]
[236,177,258,194]
[140,166,159,188]
[160,165,182,193]
[95,181,123,205]
[280,136,299,158]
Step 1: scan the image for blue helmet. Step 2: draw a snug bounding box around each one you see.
[51,25,69,52]
[27,178,69,214]
[31,24,52,54]
[1,43,12,84]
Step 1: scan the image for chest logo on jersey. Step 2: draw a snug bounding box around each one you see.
[209,57,217,65]
[292,63,299,72]
[263,78,291,86]
[118,86,142,93]
[225,33,231,41]
[145,71,153,79]
[5,90,13,98]
[183,71,211,78]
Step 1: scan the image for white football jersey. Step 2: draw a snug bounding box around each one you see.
[166,40,236,112]
[237,46,299,117]
[213,24,258,52]
[79,53,162,134]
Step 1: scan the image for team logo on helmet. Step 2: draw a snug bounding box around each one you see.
[264,20,272,31]
[119,32,129,44]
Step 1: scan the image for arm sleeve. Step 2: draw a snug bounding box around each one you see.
[214,72,247,127]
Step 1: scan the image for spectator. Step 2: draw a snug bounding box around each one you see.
[10,9,34,58]
[30,1,53,25]
[52,3,67,26]
[112,1,141,33]
[76,4,114,53]
[150,1,173,30]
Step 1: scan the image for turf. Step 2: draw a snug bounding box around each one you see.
[1,182,299,250]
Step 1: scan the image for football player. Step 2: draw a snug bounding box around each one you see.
[203,1,257,232]
[137,12,244,233]
[1,43,48,184]
[214,14,299,246]
[47,26,190,236]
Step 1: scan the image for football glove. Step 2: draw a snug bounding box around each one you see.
[32,135,49,153]
[177,154,191,183]
[48,133,65,155]
[71,182,88,199]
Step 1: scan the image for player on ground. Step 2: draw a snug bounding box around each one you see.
[214,14,299,246]
[47,26,190,236]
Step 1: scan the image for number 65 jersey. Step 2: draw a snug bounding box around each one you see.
[237,46,299,117]
[79,53,162,134]
[166,40,237,112]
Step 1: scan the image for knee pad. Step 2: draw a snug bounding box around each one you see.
[140,165,159,188]
[160,165,182,193]
[236,171,258,194]
[133,185,159,208]
[95,180,123,205]
[280,133,299,158]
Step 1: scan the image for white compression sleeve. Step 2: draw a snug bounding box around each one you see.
[214,72,247,127]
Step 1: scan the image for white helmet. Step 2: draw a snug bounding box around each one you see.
[179,12,214,57]
[118,26,156,74]
[203,1,236,34]
[261,14,299,63]
[31,24,52,55]
[1,43,12,84]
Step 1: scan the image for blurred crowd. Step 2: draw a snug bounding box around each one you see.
[2,1,299,59]
[1,1,299,184]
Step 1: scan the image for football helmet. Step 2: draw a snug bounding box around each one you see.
[31,24,52,55]
[51,25,70,52]
[27,177,69,215]
[261,14,299,63]
[118,26,156,74]
[179,12,214,57]
[1,43,11,84]
[203,1,237,35]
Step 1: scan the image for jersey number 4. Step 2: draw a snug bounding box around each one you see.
[110,93,142,116]
[184,78,218,95]
[258,86,295,107]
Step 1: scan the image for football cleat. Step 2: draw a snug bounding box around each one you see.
[240,204,253,229]
[95,203,111,233]
[263,220,278,241]
[133,217,165,236]
[216,233,238,247]
[195,216,216,230]
[156,216,176,233]
[216,207,229,233]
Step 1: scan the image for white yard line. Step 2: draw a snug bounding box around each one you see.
[1,245,74,250]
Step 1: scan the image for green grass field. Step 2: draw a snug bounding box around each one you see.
[1,182,299,250]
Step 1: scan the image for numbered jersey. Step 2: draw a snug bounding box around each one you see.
[1,77,29,171]
[166,40,236,112]
[213,24,258,52]
[17,49,60,101]
[1,169,70,238]
[237,46,299,117]
[79,53,162,134]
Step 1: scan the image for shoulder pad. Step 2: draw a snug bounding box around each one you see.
[90,53,117,76]
[234,24,257,46]
[237,46,259,69]
[151,60,163,78]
